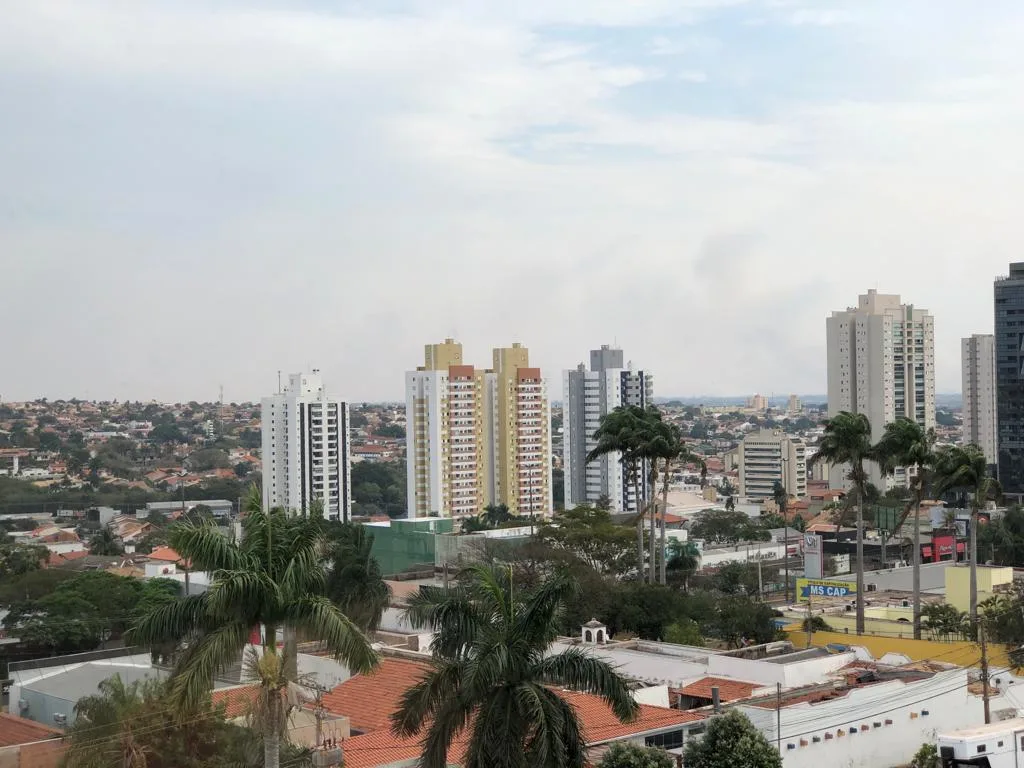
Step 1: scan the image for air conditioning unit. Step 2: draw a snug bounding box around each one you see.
[53,713,67,726]
[18,699,29,713]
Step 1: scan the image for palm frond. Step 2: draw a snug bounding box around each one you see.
[535,647,638,722]
[391,660,467,737]
[126,593,211,646]
[167,620,252,715]
[204,569,282,621]
[169,522,249,573]
[286,595,377,675]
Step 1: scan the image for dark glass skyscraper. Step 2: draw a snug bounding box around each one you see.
[995,263,1024,494]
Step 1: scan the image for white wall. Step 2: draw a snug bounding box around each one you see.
[633,685,671,708]
[698,542,786,569]
[706,652,856,689]
[739,669,992,768]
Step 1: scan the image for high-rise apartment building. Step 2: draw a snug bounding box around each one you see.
[562,345,654,512]
[747,393,769,411]
[738,428,807,502]
[826,290,935,488]
[405,340,552,518]
[261,371,351,520]
[962,334,998,468]
[995,264,1024,493]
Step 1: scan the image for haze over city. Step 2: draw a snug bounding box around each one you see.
[5,0,1024,403]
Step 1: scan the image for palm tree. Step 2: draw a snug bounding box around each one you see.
[809,411,876,634]
[127,486,377,768]
[588,405,655,582]
[392,564,638,768]
[324,524,391,633]
[874,418,936,639]
[650,422,706,585]
[482,503,512,529]
[933,444,1002,626]
[89,527,124,556]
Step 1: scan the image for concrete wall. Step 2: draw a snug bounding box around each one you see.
[827,561,955,592]
[0,741,65,768]
[706,651,856,689]
[739,669,994,768]
[947,565,1014,613]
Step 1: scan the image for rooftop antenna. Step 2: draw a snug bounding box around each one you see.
[219,385,224,405]
[277,370,282,394]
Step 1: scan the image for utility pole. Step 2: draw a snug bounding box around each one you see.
[757,542,764,600]
[776,682,782,753]
[980,623,991,724]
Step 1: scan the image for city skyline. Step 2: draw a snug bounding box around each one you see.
[6,3,1024,402]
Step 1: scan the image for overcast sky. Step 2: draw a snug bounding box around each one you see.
[3,0,1023,404]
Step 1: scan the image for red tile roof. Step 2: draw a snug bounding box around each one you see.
[212,684,261,719]
[0,712,62,747]
[330,658,705,767]
[46,550,89,567]
[146,545,189,566]
[321,657,429,733]
[675,676,760,703]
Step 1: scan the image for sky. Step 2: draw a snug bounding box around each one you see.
[3,0,1024,403]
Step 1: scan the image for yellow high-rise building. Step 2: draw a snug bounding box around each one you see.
[405,340,551,518]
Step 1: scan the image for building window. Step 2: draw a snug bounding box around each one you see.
[646,730,684,750]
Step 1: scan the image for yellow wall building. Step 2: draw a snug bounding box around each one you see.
[945,564,1014,613]
[405,340,552,518]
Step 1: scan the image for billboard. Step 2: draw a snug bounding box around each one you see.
[796,578,856,603]
[802,533,823,579]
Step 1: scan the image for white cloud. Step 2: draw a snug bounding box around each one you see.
[3,0,1024,402]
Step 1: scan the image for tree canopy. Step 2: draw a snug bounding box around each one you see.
[683,709,782,768]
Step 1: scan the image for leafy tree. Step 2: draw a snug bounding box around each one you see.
[89,527,124,556]
[922,603,969,641]
[911,742,940,768]
[393,564,638,768]
[187,448,230,471]
[349,412,369,428]
[62,673,313,768]
[589,405,661,582]
[664,618,703,646]
[649,419,706,585]
[597,742,674,768]
[606,581,692,640]
[978,505,1024,566]
[874,418,936,639]
[128,487,377,768]
[0,567,76,605]
[323,523,391,633]
[666,538,699,592]
[683,709,782,768]
[375,423,406,439]
[0,541,47,577]
[706,595,782,648]
[809,411,877,635]
[234,461,253,478]
[552,467,565,511]
[934,444,1001,625]
[354,482,384,505]
[150,423,186,444]
[538,506,638,577]
[690,509,766,545]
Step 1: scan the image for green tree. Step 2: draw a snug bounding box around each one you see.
[234,461,253,478]
[682,709,782,768]
[922,603,969,641]
[89,527,124,556]
[933,444,1001,625]
[375,423,406,439]
[664,618,703,646]
[393,564,638,768]
[588,405,660,582]
[690,509,766,545]
[597,742,674,768]
[324,523,391,633]
[809,411,877,635]
[707,595,783,648]
[649,419,706,585]
[910,742,940,768]
[538,506,638,577]
[666,538,699,592]
[127,487,377,768]
[61,673,313,768]
[0,541,47,577]
[874,418,936,639]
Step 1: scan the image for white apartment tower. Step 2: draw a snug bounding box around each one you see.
[962,334,998,467]
[261,371,352,520]
[738,428,807,503]
[562,345,654,512]
[826,290,936,488]
[406,339,552,518]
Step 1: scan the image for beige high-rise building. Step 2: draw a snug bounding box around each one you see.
[962,334,997,467]
[747,393,769,411]
[826,289,935,489]
[738,428,807,502]
[405,340,552,518]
